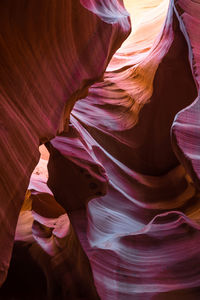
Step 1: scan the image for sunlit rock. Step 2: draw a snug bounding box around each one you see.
[1,0,200,299]
[47,0,200,299]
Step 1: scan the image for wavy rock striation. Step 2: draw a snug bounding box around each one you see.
[172,0,200,189]
[47,0,200,299]
[0,0,130,287]
[1,0,200,299]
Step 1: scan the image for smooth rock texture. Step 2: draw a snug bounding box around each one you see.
[0,0,130,287]
[172,0,200,188]
[46,0,200,299]
[1,0,200,299]
[11,154,99,299]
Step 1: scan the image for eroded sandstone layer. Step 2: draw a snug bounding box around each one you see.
[1,0,200,299]
[47,0,200,299]
[0,0,130,288]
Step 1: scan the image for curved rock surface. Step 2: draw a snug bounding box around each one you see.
[172,0,200,188]
[46,0,200,299]
[0,0,130,287]
[1,0,200,299]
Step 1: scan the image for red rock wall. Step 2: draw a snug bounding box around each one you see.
[0,0,130,287]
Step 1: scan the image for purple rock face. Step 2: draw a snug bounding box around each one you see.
[1,0,200,299]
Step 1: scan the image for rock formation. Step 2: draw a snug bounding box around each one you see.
[0,0,130,291]
[47,0,200,299]
[1,0,200,299]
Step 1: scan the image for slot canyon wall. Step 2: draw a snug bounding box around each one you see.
[0,0,200,299]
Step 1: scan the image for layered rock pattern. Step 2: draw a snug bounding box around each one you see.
[46,0,200,299]
[172,0,200,188]
[11,165,99,299]
[1,0,200,299]
[0,0,130,288]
